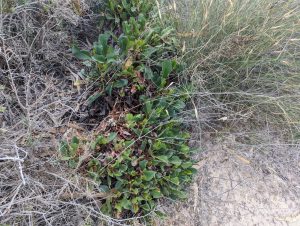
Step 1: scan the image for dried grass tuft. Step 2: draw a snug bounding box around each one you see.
[0,1,128,225]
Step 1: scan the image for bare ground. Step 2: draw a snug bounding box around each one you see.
[163,130,300,226]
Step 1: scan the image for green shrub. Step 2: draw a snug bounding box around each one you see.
[60,0,196,220]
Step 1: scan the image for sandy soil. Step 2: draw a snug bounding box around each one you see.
[163,131,300,226]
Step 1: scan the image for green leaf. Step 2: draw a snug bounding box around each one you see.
[166,176,180,185]
[153,141,167,151]
[148,199,155,209]
[180,161,192,169]
[143,66,153,80]
[141,203,150,211]
[120,198,132,210]
[161,60,173,78]
[132,178,142,186]
[121,149,132,160]
[133,114,143,122]
[151,72,162,88]
[180,144,190,154]
[173,100,186,110]
[151,189,162,199]
[68,159,77,168]
[139,160,148,170]
[121,0,130,10]
[170,189,187,199]
[115,180,124,190]
[94,43,103,55]
[132,128,142,136]
[134,39,145,49]
[138,14,146,29]
[106,84,113,96]
[113,170,122,177]
[113,79,128,88]
[92,55,106,63]
[130,170,138,176]
[99,185,109,192]
[122,21,131,35]
[156,155,169,164]
[95,134,116,145]
[124,140,134,147]
[119,164,128,172]
[132,196,144,204]
[107,132,117,143]
[59,141,69,157]
[87,92,102,106]
[169,156,182,166]
[98,33,110,56]
[143,170,156,181]
[143,47,157,59]
[88,171,100,181]
[101,198,112,214]
[125,113,134,122]
[161,27,174,39]
[72,46,91,60]
[141,139,147,151]
[183,168,197,175]
[133,204,139,213]
[106,49,118,62]
[161,186,170,196]
[71,136,79,144]
[118,35,129,53]
[88,159,100,168]
[145,100,153,115]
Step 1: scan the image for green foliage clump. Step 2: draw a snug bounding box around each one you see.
[60,0,196,220]
[104,0,152,25]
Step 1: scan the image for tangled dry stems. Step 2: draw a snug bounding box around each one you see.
[0,1,137,225]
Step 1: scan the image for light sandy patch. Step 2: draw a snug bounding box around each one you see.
[162,132,300,226]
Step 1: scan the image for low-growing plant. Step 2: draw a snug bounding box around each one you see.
[72,14,179,101]
[60,92,196,217]
[61,0,196,220]
[104,0,152,26]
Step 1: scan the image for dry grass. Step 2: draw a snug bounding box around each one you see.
[161,0,300,136]
[155,2,300,224]
[0,1,127,225]
[157,1,300,224]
